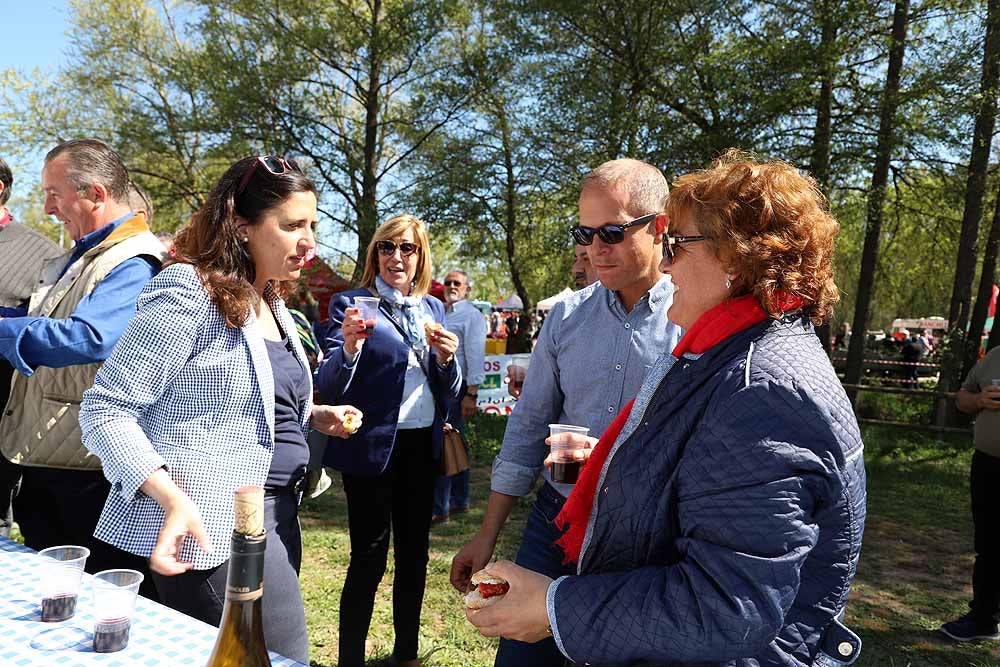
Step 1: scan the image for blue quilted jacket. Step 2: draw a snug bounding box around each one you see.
[548,315,866,667]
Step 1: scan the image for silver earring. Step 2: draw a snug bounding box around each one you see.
[725,276,732,289]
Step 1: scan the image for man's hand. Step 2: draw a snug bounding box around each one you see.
[465,560,554,643]
[979,384,1000,410]
[451,532,497,593]
[461,394,478,419]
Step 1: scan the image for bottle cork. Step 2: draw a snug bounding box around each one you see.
[233,486,265,536]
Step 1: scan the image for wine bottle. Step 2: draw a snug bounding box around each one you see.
[206,486,271,667]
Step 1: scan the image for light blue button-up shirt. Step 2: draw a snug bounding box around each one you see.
[445,299,487,386]
[491,277,682,498]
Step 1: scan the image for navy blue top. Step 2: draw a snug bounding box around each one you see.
[264,337,310,488]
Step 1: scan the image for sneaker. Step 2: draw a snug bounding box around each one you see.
[940,613,1000,642]
[431,514,449,524]
[450,505,470,515]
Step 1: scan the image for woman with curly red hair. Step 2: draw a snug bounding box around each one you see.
[467,150,867,667]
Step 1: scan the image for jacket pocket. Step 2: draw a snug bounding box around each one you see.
[812,617,861,666]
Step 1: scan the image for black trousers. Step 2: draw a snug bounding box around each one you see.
[971,450,1000,620]
[151,490,309,663]
[338,427,437,666]
[12,465,159,601]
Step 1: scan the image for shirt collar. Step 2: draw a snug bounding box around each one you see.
[606,275,672,315]
[74,212,133,253]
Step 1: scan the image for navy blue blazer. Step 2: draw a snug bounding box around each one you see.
[316,287,462,476]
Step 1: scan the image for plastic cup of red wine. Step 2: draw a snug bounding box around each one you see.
[547,424,590,484]
[506,354,531,393]
[91,569,144,653]
[354,296,380,338]
[37,545,90,622]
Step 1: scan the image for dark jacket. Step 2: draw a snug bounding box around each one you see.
[316,287,462,476]
[550,316,867,667]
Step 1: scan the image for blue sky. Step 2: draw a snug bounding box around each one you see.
[6,3,71,74]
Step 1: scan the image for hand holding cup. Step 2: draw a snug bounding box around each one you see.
[544,424,596,484]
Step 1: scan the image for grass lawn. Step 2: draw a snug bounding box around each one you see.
[298,416,1000,667]
[10,416,998,665]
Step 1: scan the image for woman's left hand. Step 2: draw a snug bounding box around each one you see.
[465,560,554,643]
[428,325,459,367]
[311,404,363,438]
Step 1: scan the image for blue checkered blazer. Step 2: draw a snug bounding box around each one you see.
[79,263,312,570]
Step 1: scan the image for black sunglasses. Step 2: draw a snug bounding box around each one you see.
[376,240,420,257]
[443,280,464,287]
[662,233,706,263]
[570,213,658,245]
[237,155,303,195]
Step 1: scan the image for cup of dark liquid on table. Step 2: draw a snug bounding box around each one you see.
[548,424,591,484]
[354,296,380,338]
[37,545,90,622]
[91,569,144,653]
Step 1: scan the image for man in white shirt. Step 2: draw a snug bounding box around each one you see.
[433,270,488,522]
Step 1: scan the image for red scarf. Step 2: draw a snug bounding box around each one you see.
[0,209,12,227]
[554,294,801,564]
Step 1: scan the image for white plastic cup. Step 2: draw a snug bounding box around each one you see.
[37,545,90,622]
[353,296,380,338]
[992,379,1000,387]
[507,354,532,394]
[91,569,144,652]
[547,424,590,484]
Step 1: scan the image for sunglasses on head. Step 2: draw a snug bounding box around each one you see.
[570,213,658,246]
[661,233,706,263]
[237,155,303,195]
[376,240,420,257]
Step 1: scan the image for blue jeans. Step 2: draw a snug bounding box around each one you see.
[495,482,575,667]
[434,397,470,517]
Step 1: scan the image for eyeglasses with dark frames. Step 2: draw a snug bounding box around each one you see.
[570,213,658,246]
[376,240,420,257]
[237,155,303,195]
[662,233,707,263]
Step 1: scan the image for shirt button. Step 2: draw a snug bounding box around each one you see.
[602,487,609,495]
[607,406,614,413]
[624,323,631,329]
[615,364,622,370]
[837,641,853,657]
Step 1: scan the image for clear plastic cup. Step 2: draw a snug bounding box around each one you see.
[37,545,90,622]
[353,296,380,338]
[992,379,1000,387]
[91,569,144,653]
[547,424,590,484]
[507,354,532,396]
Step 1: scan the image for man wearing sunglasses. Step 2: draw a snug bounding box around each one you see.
[433,270,487,523]
[450,158,682,667]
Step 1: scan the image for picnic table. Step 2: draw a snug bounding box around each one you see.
[0,536,308,666]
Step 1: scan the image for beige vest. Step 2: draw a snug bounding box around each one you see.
[0,215,167,469]
[0,222,64,307]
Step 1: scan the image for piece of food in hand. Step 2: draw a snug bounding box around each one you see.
[424,321,443,342]
[463,570,510,609]
[342,413,360,434]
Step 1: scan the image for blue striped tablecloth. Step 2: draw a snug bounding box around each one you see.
[0,536,307,666]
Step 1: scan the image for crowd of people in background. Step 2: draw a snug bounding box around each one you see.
[0,138,993,664]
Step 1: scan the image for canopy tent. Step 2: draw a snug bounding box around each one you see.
[536,287,574,311]
[495,294,524,311]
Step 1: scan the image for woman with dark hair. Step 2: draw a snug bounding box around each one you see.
[467,151,867,667]
[317,213,462,667]
[80,155,362,663]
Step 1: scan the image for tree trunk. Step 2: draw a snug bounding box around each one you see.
[809,0,837,355]
[497,103,532,354]
[809,0,837,191]
[965,184,1000,374]
[937,0,1000,423]
[958,0,1000,383]
[843,0,909,402]
[356,0,383,283]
